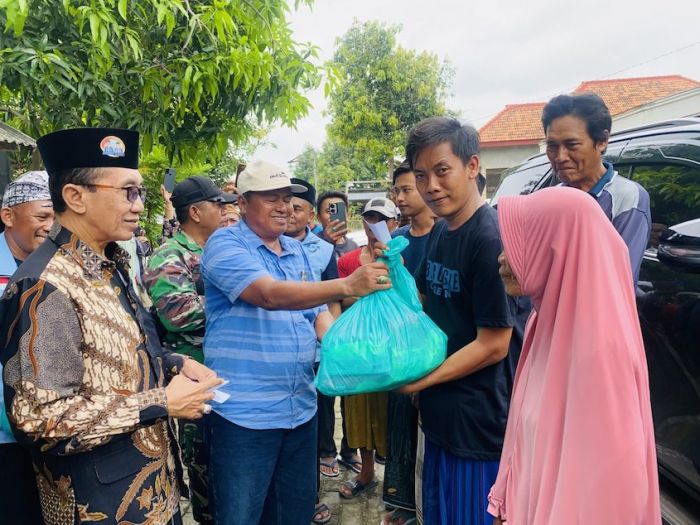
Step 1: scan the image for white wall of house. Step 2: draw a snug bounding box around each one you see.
[480,144,541,196]
[480,144,541,174]
[612,88,700,132]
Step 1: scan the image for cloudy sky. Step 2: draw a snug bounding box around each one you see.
[254,0,700,168]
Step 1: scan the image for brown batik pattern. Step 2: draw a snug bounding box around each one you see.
[2,226,179,525]
[34,464,76,525]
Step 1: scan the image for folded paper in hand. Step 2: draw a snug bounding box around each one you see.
[211,380,230,404]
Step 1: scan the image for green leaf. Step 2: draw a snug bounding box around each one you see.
[142,133,153,154]
[118,0,128,20]
[182,64,193,98]
[89,13,100,42]
[126,33,141,59]
[165,12,175,37]
[156,3,165,25]
[54,75,78,93]
[45,53,72,72]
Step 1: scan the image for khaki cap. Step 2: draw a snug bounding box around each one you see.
[237,160,306,195]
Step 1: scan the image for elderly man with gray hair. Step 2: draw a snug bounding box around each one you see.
[1,129,221,525]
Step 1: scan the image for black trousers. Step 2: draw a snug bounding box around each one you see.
[317,393,354,459]
[316,394,357,502]
[0,442,43,525]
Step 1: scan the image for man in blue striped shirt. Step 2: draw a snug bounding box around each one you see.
[201,160,391,525]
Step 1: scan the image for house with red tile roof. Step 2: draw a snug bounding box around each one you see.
[479,75,700,196]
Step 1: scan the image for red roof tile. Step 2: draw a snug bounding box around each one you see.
[573,75,699,115]
[480,75,700,145]
[479,103,546,146]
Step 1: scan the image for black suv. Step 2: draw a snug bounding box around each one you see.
[492,118,700,525]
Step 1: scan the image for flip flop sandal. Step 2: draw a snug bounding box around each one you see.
[338,456,363,474]
[312,503,332,524]
[339,478,378,499]
[387,509,417,525]
[319,457,340,478]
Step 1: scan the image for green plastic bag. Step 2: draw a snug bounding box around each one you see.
[315,236,447,395]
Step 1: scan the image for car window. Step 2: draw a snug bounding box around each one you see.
[632,164,700,250]
[491,162,551,206]
[613,164,632,178]
[619,132,700,164]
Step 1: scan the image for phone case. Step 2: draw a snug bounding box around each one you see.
[330,202,347,224]
[163,169,177,192]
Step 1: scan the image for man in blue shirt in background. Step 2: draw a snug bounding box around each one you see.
[201,160,391,525]
[286,178,339,290]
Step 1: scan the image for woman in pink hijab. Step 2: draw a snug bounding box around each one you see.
[488,186,660,524]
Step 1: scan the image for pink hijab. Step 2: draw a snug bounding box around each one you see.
[488,187,660,524]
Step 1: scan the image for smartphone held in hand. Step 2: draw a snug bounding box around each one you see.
[163,167,177,193]
[329,201,347,225]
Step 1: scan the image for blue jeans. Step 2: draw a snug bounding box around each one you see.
[209,412,317,525]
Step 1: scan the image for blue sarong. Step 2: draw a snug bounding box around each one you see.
[422,437,499,525]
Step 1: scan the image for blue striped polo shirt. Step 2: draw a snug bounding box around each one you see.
[201,219,323,430]
[562,161,651,285]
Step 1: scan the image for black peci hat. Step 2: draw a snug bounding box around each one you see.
[290,178,316,208]
[37,128,140,175]
[170,176,237,208]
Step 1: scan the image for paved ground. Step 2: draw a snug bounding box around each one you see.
[317,460,386,525]
[183,398,387,524]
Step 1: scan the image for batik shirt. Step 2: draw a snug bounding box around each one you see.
[144,230,205,362]
[0,224,186,525]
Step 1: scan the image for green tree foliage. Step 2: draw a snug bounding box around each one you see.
[0,0,321,162]
[314,138,374,195]
[324,20,453,182]
[633,164,700,227]
[291,144,318,182]
[0,0,322,240]
[138,146,212,242]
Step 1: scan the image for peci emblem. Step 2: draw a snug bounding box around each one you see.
[99,136,126,158]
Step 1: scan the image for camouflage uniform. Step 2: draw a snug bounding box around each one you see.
[160,217,180,242]
[145,231,205,362]
[144,231,211,525]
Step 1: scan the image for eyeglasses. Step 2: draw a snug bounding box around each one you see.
[83,184,147,203]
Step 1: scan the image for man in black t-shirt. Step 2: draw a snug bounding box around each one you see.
[401,117,526,525]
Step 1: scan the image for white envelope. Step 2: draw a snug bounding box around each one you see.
[366,220,392,244]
